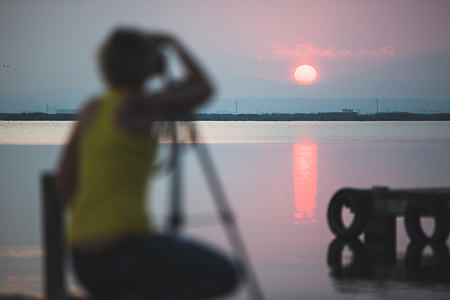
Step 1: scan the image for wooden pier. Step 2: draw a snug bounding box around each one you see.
[327,187,450,243]
[327,187,450,283]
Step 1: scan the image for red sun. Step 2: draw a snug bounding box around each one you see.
[294,64,318,85]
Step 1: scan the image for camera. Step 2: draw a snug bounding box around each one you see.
[153,52,166,75]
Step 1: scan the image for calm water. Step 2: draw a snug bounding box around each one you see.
[1,121,450,299]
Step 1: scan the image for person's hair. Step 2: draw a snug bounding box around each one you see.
[98,27,160,88]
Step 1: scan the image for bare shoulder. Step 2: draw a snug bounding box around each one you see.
[79,97,101,121]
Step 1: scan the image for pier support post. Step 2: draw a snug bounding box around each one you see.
[364,216,397,265]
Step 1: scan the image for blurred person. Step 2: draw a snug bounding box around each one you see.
[56,27,239,300]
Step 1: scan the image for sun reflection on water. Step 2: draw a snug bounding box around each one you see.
[293,143,317,224]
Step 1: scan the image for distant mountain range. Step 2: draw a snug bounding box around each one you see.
[2,93,449,115]
[199,97,450,115]
[0,86,100,114]
[1,74,449,114]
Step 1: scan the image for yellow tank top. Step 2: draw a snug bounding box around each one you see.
[68,90,158,245]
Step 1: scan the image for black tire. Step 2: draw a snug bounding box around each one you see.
[327,189,370,238]
[404,198,450,243]
[327,238,370,279]
[405,242,450,282]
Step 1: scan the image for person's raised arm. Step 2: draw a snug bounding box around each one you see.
[134,35,214,113]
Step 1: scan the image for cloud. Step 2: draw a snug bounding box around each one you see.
[274,43,395,59]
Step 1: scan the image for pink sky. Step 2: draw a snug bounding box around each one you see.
[1,0,449,101]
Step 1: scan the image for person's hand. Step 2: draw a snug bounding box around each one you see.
[147,32,176,47]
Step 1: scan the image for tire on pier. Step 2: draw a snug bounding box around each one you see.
[404,197,449,243]
[327,189,370,238]
[405,242,450,280]
[327,238,370,279]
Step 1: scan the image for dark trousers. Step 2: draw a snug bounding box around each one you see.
[72,235,242,300]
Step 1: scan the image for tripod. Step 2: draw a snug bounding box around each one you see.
[165,120,265,300]
[40,120,264,300]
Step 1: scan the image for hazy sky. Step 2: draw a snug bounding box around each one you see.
[1,0,450,101]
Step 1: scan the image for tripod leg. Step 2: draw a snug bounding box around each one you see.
[168,143,184,233]
[193,143,265,300]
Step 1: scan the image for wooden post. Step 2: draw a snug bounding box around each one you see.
[41,173,67,300]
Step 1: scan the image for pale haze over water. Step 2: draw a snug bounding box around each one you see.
[1,121,450,145]
[1,121,450,299]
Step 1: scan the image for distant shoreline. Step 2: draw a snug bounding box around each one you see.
[1,112,450,121]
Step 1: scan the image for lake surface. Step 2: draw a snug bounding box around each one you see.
[1,121,450,299]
